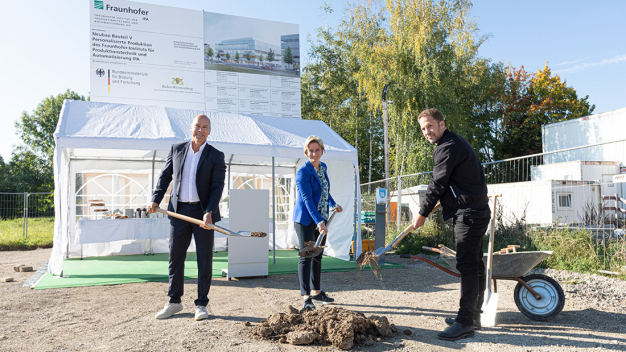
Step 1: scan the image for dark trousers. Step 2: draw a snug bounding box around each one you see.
[295,221,326,296]
[168,202,214,307]
[453,206,490,326]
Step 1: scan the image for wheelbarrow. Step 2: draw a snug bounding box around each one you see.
[401,248,565,321]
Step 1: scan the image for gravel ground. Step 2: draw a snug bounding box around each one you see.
[1,248,625,351]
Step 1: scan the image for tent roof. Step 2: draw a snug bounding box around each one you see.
[55,100,357,163]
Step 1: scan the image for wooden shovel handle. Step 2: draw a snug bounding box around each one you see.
[154,207,231,236]
[391,202,442,249]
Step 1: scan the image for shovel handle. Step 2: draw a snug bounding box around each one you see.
[154,207,232,236]
[389,202,442,249]
[313,210,338,247]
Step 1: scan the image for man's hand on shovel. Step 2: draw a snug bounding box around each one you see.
[202,211,213,230]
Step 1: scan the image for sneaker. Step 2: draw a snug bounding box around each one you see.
[195,305,209,321]
[155,303,183,319]
[311,291,335,304]
[301,297,316,312]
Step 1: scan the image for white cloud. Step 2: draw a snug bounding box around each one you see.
[556,54,626,74]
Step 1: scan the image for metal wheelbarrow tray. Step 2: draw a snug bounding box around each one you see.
[403,250,565,321]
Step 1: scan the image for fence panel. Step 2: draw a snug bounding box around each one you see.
[0,192,54,239]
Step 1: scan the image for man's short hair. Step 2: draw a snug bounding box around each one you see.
[303,135,325,156]
[418,108,444,123]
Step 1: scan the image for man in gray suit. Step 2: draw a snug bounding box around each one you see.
[148,113,226,321]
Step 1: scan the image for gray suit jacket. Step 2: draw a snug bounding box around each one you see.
[151,141,226,222]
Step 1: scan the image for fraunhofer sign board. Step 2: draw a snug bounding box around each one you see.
[89,0,301,117]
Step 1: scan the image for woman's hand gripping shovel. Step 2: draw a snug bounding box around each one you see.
[298,210,338,258]
[481,195,500,327]
[154,207,267,237]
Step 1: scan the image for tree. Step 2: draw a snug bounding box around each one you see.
[246,51,252,64]
[267,48,275,62]
[7,146,53,192]
[259,54,264,64]
[207,47,214,62]
[495,64,595,158]
[235,51,240,62]
[283,46,294,69]
[14,89,87,191]
[226,52,231,60]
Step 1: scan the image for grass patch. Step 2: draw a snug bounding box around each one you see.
[0,217,54,250]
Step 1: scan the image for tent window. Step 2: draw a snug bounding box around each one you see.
[75,173,151,219]
[557,193,572,209]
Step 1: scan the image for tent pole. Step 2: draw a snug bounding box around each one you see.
[272,157,276,264]
[151,150,156,197]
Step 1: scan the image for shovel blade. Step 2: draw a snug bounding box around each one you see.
[480,290,499,327]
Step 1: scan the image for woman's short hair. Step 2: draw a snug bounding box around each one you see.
[303,135,325,156]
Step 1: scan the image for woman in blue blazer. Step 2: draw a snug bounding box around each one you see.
[293,135,343,310]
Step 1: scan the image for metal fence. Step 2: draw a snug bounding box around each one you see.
[361,139,626,272]
[0,192,54,238]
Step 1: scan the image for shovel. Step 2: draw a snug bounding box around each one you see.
[154,207,267,237]
[481,195,500,327]
[298,210,337,258]
[371,202,442,257]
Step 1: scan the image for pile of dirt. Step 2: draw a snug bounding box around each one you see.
[250,231,267,237]
[252,306,396,350]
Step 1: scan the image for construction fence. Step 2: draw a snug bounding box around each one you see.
[0,192,54,239]
[361,139,626,272]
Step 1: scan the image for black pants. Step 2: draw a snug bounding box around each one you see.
[167,202,214,307]
[295,221,326,296]
[453,206,490,326]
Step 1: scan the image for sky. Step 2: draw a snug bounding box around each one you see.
[0,0,624,162]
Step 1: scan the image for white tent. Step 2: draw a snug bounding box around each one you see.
[48,100,362,276]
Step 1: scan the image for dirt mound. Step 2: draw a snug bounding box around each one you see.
[250,231,267,237]
[252,306,396,350]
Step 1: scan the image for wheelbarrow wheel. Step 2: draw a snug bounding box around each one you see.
[514,274,565,321]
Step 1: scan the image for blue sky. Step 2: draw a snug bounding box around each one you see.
[0,0,624,162]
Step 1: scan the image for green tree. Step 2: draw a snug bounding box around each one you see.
[15,89,87,166]
[259,54,264,64]
[301,5,384,183]
[495,64,594,158]
[226,52,231,60]
[207,47,214,61]
[7,146,53,192]
[14,89,87,191]
[283,46,294,69]
[246,51,252,64]
[235,51,240,62]
[267,48,275,62]
[0,155,10,192]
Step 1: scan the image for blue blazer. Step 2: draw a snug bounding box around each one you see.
[293,160,337,226]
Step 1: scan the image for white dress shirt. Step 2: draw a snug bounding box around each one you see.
[179,142,206,202]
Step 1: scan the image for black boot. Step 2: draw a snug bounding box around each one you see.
[437,322,475,341]
[444,317,481,330]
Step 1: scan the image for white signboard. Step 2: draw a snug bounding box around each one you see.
[613,174,626,183]
[90,0,300,117]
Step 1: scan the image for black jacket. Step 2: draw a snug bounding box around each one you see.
[152,141,226,222]
[419,130,489,220]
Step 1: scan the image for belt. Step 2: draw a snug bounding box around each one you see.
[179,201,200,206]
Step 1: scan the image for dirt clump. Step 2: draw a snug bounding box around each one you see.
[252,306,396,350]
[250,231,267,237]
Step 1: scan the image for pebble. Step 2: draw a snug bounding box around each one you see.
[1,277,14,283]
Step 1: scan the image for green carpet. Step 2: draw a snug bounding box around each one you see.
[33,250,403,290]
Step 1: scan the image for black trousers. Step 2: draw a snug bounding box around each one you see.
[453,206,490,326]
[295,221,326,296]
[167,202,214,307]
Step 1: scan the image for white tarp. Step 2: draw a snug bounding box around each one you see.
[48,100,361,276]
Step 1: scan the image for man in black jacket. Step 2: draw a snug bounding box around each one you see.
[412,108,490,340]
[149,114,226,321]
